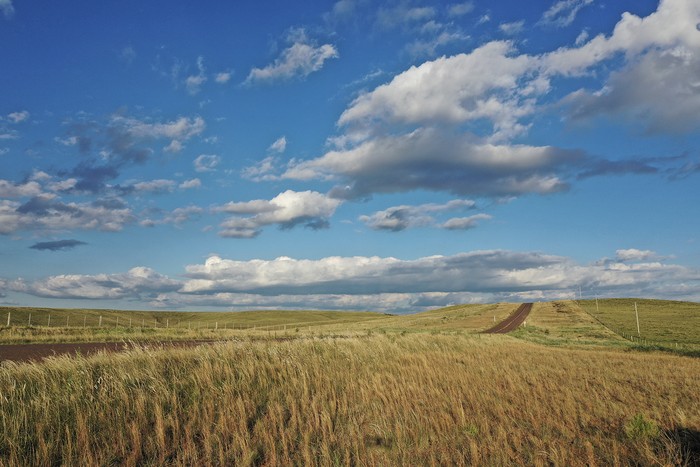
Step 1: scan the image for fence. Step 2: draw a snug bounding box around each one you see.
[0,310,355,335]
[575,300,699,352]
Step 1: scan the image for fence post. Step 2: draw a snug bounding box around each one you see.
[28,313,31,326]
[166,319,169,329]
[84,315,87,328]
[6,312,9,327]
[66,315,69,327]
[99,315,102,327]
[47,315,51,327]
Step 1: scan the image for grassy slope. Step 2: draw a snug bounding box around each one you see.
[1,334,698,466]
[0,307,388,344]
[578,298,700,345]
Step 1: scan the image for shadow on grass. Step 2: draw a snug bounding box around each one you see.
[660,427,700,466]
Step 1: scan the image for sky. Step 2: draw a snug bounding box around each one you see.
[0,0,699,312]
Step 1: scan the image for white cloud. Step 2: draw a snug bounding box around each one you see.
[338,41,536,140]
[163,140,183,153]
[7,110,29,123]
[10,249,700,310]
[185,56,207,95]
[241,156,279,181]
[359,199,477,231]
[111,115,205,148]
[245,33,338,84]
[407,30,470,58]
[377,5,436,29]
[269,136,287,153]
[448,2,474,17]
[543,0,700,76]
[575,29,589,46]
[441,213,492,230]
[194,154,221,172]
[285,0,700,203]
[215,71,232,84]
[179,178,201,189]
[179,250,700,303]
[615,248,660,262]
[283,128,579,199]
[540,0,593,28]
[0,180,43,198]
[0,196,134,235]
[131,179,176,194]
[563,46,700,133]
[499,20,525,35]
[12,267,179,300]
[214,190,342,238]
[0,0,14,19]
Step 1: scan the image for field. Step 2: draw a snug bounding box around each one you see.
[1,300,699,465]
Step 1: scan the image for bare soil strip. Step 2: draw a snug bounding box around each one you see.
[483,303,533,333]
[0,340,216,363]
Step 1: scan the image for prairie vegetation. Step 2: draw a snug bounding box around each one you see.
[1,334,699,466]
[1,299,699,465]
[0,308,386,344]
[580,298,700,345]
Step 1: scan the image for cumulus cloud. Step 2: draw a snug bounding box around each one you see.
[563,47,700,133]
[499,20,525,35]
[0,196,134,235]
[540,0,593,28]
[59,113,205,193]
[441,213,492,230]
[284,128,581,199]
[214,190,342,238]
[283,0,700,202]
[12,267,179,300]
[241,156,279,181]
[337,41,538,141]
[0,180,43,198]
[179,250,700,303]
[193,154,221,172]
[615,248,660,262]
[131,179,176,194]
[9,249,700,310]
[268,136,287,153]
[245,32,338,84]
[359,199,477,231]
[179,178,201,189]
[377,5,435,30]
[7,111,29,123]
[29,239,87,252]
[215,71,232,84]
[448,2,474,17]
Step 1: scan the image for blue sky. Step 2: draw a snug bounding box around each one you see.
[1,0,699,312]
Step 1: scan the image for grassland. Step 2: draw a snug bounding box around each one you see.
[1,334,698,466]
[0,307,388,344]
[579,298,700,345]
[1,299,699,465]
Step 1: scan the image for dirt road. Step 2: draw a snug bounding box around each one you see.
[483,303,533,333]
[0,340,215,363]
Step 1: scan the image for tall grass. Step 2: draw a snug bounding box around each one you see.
[1,334,698,465]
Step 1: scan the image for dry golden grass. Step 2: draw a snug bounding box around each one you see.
[1,334,699,466]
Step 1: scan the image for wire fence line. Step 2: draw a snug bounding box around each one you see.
[575,300,699,352]
[0,310,366,334]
